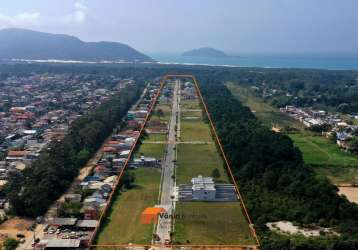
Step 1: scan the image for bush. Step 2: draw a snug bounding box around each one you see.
[3,238,18,250]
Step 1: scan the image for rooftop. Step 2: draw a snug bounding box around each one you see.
[191,175,216,191]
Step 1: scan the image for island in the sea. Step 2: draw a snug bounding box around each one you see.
[182,47,229,58]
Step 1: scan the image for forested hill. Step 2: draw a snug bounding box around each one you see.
[0,28,154,62]
[199,77,358,249]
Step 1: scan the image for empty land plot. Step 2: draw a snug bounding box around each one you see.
[315,165,358,185]
[176,143,229,184]
[174,202,255,245]
[150,103,172,122]
[145,133,167,142]
[181,110,202,118]
[180,119,212,142]
[135,142,166,159]
[181,99,200,110]
[289,134,358,166]
[227,82,303,129]
[95,167,161,245]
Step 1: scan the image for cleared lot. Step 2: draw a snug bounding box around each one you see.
[95,167,161,245]
[177,143,229,184]
[174,202,255,245]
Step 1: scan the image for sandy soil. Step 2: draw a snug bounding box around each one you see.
[266,221,338,237]
[338,187,358,204]
[0,217,33,244]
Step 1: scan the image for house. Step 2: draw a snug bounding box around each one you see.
[39,239,81,249]
[131,156,160,168]
[6,150,28,162]
[64,194,82,203]
[83,197,106,207]
[124,137,135,147]
[336,132,351,150]
[119,150,131,158]
[191,175,216,201]
[76,220,98,230]
[127,120,140,129]
[178,175,237,202]
[113,158,126,167]
[82,205,99,220]
[50,218,77,228]
[102,146,117,153]
[127,111,135,120]
[135,110,148,118]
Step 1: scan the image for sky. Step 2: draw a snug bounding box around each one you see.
[0,0,357,55]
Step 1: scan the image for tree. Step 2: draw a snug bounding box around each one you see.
[121,171,136,189]
[3,238,18,250]
[212,168,221,179]
[157,109,164,119]
[58,202,82,217]
[348,137,358,154]
[75,149,90,166]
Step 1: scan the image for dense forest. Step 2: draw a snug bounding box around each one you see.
[198,75,358,249]
[4,78,144,217]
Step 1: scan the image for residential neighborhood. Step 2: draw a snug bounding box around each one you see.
[280,105,358,151]
[0,73,135,195]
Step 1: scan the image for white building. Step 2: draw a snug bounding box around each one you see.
[191,175,216,201]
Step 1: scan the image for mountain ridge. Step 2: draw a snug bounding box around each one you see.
[0,28,154,62]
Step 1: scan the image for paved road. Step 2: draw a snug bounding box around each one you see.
[143,141,213,144]
[155,80,180,245]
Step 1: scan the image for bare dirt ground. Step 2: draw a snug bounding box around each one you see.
[338,187,358,204]
[0,217,33,244]
[266,221,339,237]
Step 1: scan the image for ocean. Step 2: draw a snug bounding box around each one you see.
[149,53,358,70]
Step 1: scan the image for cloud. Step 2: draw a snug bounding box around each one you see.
[0,12,40,26]
[63,0,88,24]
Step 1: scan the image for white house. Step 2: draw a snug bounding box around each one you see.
[191,175,216,201]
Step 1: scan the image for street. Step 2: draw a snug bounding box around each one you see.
[155,79,180,245]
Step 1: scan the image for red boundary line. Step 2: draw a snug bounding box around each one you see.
[89,74,260,249]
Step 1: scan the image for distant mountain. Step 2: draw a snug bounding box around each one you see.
[182,47,229,58]
[0,28,154,62]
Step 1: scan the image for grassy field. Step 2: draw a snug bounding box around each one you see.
[135,143,166,159]
[95,167,161,245]
[181,110,202,118]
[289,134,358,166]
[227,82,303,130]
[150,103,172,122]
[180,120,212,142]
[227,82,358,185]
[315,166,358,185]
[145,133,167,141]
[174,202,256,245]
[181,99,200,110]
[177,143,229,184]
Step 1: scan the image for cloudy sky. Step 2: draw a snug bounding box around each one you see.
[0,0,357,55]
